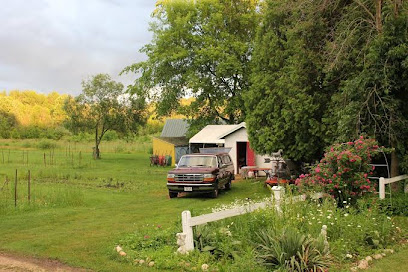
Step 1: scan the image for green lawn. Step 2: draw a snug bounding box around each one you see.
[367,247,408,271]
[0,140,270,271]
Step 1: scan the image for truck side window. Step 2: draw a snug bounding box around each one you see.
[217,156,223,167]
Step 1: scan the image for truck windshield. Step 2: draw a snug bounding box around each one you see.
[178,156,217,168]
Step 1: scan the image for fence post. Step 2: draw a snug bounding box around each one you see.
[379,177,385,199]
[181,210,194,251]
[272,186,285,212]
[14,169,18,207]
[28,170,31,202]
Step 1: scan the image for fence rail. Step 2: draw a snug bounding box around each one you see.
[176,187,323,253]
[379,175,408,199]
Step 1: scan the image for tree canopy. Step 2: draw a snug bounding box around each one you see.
[125,0,408,174]
[64,74,147,159]
[122,0,260,134]
[245,0,408,174]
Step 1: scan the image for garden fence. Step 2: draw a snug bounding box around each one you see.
[176,187,323,253]
[379,175,408,199]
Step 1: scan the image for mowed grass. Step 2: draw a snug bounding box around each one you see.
[366,246,408,272]
[0,139,270,271]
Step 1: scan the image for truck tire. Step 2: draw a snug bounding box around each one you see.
[210,188,219,198]
[169,191,178,198]
[225,179,232,190]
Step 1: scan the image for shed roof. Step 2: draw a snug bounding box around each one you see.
[158,137,189,147]
[189,123,246,144]
[160,119,189,138]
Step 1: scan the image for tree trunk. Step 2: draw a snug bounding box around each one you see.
[375,0,383,34]
[94,126,101,159]
[394,0,402,16]
[390,139,400,191]
[94,145,100,160]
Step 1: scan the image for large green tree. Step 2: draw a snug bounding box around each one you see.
[122,0,260,134]
[325,0,408,175]
[64,74,146,159]
[246,0,408,175]
[245,0,343,163]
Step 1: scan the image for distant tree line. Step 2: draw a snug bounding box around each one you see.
[0,91,69,139]
[0,89,165,142]
[125,0,408,174]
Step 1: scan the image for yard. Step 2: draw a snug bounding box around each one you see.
[0,138,270,271]
[0,138,406,271]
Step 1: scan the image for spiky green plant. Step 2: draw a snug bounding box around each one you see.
[256,227,331,271]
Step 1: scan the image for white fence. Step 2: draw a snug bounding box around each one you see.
[176,187,323,253]
[379,175,408,199]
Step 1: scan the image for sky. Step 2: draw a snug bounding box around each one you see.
[0,0,156,95]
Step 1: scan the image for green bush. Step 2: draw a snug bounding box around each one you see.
[104,131,119,141]
[70,132,94,142]
[37,139,58,150]
[378,193,408,216]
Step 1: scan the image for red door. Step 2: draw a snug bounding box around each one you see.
[246,142,256,166]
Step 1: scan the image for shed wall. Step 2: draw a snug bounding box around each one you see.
[224,128,247,174]
[224,128,271,174]
[153,138,176,165]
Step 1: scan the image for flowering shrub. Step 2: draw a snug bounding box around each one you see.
[296,136,380,205]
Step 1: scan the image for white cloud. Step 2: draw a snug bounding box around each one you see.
[0,0,154,95]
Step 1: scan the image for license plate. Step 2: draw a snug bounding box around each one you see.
[184,187,193,192]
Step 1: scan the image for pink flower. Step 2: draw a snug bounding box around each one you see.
[315,167,321,173]
[347,142,353,145]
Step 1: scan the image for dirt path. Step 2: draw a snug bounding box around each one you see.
[0,253,88,272]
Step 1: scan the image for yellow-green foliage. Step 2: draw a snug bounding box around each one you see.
[0,90,68,127]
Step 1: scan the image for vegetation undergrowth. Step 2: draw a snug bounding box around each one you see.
[117,194,406,271]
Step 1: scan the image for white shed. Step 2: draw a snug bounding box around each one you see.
[189,123,272,174]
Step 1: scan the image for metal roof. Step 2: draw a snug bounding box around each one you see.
[157,137,189,147]
[160,119,189,138]
[189,123,246,144]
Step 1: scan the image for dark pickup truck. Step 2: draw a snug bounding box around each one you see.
[167,153,235,198]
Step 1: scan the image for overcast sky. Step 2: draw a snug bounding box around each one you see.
[0,0,156,95]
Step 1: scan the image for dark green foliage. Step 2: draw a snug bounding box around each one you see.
[0,111,18,138]
[326,4,408,171]
[246,0,339,162]
[379,193,408,216]
[246,0,408,171]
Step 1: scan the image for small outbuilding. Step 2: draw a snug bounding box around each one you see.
[189,123,271,174]
[152,119,189,165]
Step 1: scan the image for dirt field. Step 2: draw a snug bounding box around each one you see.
[0,253,87,272]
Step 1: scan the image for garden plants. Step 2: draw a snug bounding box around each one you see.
[296,136,381,206]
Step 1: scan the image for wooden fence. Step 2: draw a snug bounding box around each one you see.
[379,175,408,199]
[176,187,323,253]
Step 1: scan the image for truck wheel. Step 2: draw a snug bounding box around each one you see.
[225,179,232,190]
[210,188,219,198]
[169,191,178,198]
